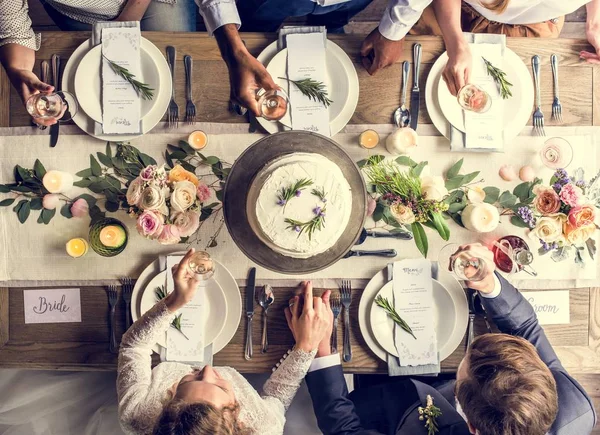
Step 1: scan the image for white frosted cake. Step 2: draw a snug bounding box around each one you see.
[254,153,352,259]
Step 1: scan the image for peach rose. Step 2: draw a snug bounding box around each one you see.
[168,164,199,187]
[532,185,561,215]
[568,204,596,228]
[563,222,596,246]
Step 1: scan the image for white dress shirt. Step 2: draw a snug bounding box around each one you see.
[464,0,589,26]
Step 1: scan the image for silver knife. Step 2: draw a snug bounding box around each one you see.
[244,267,256,360]
[409,43,422,131]
[49,54,60,148]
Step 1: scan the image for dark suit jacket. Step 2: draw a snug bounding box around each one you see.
[306,274,597,435]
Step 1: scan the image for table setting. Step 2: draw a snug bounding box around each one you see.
[0,26,599,373]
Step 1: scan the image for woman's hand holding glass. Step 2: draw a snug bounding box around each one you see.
[164,249,202,312]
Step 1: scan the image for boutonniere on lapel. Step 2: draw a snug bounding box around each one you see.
[418,394,442,435]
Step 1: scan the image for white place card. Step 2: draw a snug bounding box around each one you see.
[286,33,331,136]
[23,288,81,324]
[522,290,570,325]
[393,259,438,366]
[101,27,141,134]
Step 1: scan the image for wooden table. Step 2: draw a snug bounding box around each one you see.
[0,33,599,375]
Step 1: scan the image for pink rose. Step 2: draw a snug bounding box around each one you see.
[568,204,596,228]
[126,177,144,206]
[366,197,377,217]
[157,224,181,245]
[70,198,89,218]
[172,211,200,237]
[42,194,60,210]
[197,182,211,203]
[140,165,157,181]
[136,210,164,238]
[559,183,583,207]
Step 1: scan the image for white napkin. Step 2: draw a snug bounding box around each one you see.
[100,26,142,134]
[450,33,506,152]
[286,33,331,136]
[277,26,327,51]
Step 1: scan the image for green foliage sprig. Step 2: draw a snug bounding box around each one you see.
[482,57,513,99]
[285,206,326,241]
[311,186,327,203]
[278,77,333,107]
[103,55,154,100]
[419,395,442,435]
[374,295,416,340]
[276,178,314,209]
[155,286,189,340]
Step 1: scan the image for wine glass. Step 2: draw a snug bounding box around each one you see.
[256,88,289,121]
[457,84,492,114]
[187,250,215,281]
[492,236,537,276]
[438,243,489,282]
[26,91,78,122]
[539,137,573,169]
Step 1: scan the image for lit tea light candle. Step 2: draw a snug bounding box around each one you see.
[66,238,89,258]
[461,203,500,233]
[359,130,379,149]
[188,130,208,150]
[99,225,127,248]
[43,170,73,193]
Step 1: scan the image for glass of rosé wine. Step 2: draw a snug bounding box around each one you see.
[539,137,573,169]
[256,88,289,121]
[457,84,491,114]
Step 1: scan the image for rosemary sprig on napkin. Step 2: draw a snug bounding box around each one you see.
[278,77,333,108]
[103,55,155,100]
[482,57,513,99]
[374,295,417,340]
[155,286,189,340]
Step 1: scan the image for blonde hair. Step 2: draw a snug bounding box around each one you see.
[456,334,558,435]
[480,0,510,13]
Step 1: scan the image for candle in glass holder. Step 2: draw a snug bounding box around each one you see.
[359,130,380,149]
[188,130,208,150]
[66,238,89,258]
[43,170,73,193]
[461,203,499,233]
[188,250,215,280]
[99,225,127,248]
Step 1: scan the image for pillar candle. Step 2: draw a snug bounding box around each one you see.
[461,203,500,233]
[43,170,73,193]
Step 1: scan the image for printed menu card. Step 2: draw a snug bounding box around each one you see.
[286,33,331,136]
[101,27,141,134]
[165,255,206,363]
[393,259,438,366]
[464,43,504,150]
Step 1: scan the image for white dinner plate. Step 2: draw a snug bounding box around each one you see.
[358,265,468,362]
[140,270,227,349]
[256,40,359,136]
[74,45,160,123]
[425,47,534,141]
[131,256,242,354]
[62,37,171,142]
[369,279,457,359]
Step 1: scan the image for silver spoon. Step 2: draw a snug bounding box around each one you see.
[393,61,411,128]
[258,284,275,353]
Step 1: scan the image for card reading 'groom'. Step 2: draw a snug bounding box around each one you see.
[392,259,438,366]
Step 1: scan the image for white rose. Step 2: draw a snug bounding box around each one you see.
[421,176,448,201]
[126,177,144,206]
[170,181,197,212]
[140,185,167,215]
[389,203,415,225]
[529,214,566,243]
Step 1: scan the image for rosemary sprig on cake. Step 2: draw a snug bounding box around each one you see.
[155,286,189,340]
[276,178,314,209]
[374,295,417,340]
[278,77,333,108]
[482,57,513,99]
[311,186,328,203]
[285,206,326,241]
[103,55,155,100]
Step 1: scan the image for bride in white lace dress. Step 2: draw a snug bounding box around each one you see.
[117,249,332,435]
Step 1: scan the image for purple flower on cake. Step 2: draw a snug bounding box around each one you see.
[70,198,89,218]
[294,226,301,232]
[277,198,286,207]
[559,183,583,207]
[136,210,164,238]
[172,210,201,237]
[313,206,325,217]
[295,190,302,197]
[196,182,211,203]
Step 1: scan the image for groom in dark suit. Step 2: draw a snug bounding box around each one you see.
[300,243,597,435]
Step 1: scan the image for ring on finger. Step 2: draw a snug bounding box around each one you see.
[288,301,295,308]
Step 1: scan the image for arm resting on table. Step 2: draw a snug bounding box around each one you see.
[378,0,433,41]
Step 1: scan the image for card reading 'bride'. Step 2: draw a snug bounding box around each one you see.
[165,255,206,362]
[392,259,438,366]
[101,27,141,134]
[286,33,331,136]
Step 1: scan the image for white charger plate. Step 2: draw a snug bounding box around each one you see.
[358,265,468,362]
[369,279,456,359]
[140,270,227,349]
[62,37,171,142]
[425,47,533,141]
[256,40,358,136]
[74,45,160,123]
[131,256,241,354]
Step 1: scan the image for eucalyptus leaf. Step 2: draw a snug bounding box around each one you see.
[139,153,157,167]
[461,171,480,185]
[178,140,196,155]
[445,211,465,228]
[76,168,93,178]
[200,207,213,221]
[510,215,530,228]
[170,151,188,161]
[97,152,113,167]
[444,190,465,205]
[180,161,196,173]
[73,179,92,188]
[0,185,10,193]
[411,161,428,177]
[30,197,43,210]
[106,142,113,159]
[17,200,30,223]
[372,202,385,222]
[165,152,175,169]
[445,176,465,190]
[395,156,418,167]
[205,156,220,165]
[0,198,15,207]
[446,158,463,179]
[41,208,56,225]
[105,201,120,212]
[215,189,224,202]
[105,175,122,190]
[11,185,33,193]
[13,199,27,212]
[16,166,30,183]
[482,187,500,204]
[411,222,428,257]
[60,203,73,218]
[448,202,467,213]
[550,246,571,262]
[90,155,102,176]
[431,212,450,241]
[513,182,530,201]
[498,191,518,208]
[586,238,596,260]
[33,159,46,179]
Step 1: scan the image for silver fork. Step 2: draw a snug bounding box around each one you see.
[531,55,545,136]
[166,46,179,128]
[330,297,341,354]
[106,285,118,354]
[550,54,563,124]
[120,277,133,331]
[183,55,196,124]
[340,280,352,362]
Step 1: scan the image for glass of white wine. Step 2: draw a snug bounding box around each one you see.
[256,88,289,121]
[438,243,489,282]
[187,251,215,281]
[539,137,573,169]
[26,91,78,122]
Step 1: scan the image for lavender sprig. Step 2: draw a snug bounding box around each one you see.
[517,206,536,229]
[285,206,326,240]
[277,178,314,208]
[311,186,328,203]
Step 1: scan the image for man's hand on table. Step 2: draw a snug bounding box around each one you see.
[450,243,497,294]
[360,28,404,76]
[581,24,600,64]
[164,249,202,312]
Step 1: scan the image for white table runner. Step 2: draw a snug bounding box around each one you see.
[0,124,598,289]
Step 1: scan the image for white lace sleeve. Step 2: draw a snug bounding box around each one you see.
[262,348,316,411]
[117,300,172,434]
